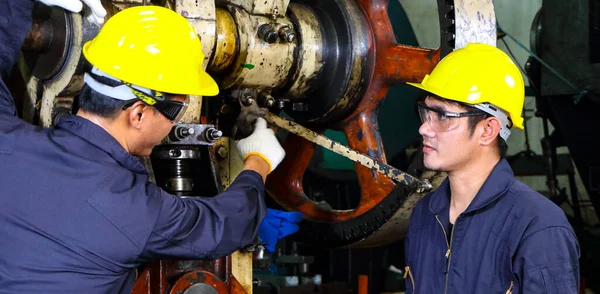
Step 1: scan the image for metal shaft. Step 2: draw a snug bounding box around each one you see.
[264,113,432,192]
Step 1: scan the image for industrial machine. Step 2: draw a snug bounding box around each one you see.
[11,0,499,292]
[523,0,600,291]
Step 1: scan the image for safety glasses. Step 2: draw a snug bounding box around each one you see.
[122,84,190,122]
[417,100,483,132]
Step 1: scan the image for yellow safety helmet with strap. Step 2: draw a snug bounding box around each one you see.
[407,43,525,130]
[82,5,218,96]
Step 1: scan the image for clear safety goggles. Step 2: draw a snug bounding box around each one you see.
[122,83,190,123]
[417,100,483,132]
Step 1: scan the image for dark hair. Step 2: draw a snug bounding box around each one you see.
[77,74,131,119]
[427,95,508,158]
[77,74,172,119]
[77,85,131,119]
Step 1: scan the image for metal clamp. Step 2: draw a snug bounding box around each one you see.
[165,124,223,145]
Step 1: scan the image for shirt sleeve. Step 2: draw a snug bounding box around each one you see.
[141,170,268,260]
[0,0,34,117]
[512,226,580,293]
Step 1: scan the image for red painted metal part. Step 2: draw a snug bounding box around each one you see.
[267,0,441,222]
[169,271,228,294]
[131,257,245,294]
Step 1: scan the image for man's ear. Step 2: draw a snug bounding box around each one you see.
[480,117,501,146]
[128,101,149,130]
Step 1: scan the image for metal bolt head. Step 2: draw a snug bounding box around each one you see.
[279,26,296,43]
[204,127,223,142]
[285,32,296,42]
[258,24,278,44]
[265,98,275,107]
[210,129,223,140]
[216,146,228,159]
[168,149,182,158]
[241,94,255,106]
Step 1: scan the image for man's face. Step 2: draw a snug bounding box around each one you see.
[418,96,480,172]
[132,95,187,157]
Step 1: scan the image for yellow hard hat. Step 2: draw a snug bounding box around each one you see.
[82,5,219,96]
[407,43,525,129]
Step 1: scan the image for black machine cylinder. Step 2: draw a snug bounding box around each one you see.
[150,146,203,197]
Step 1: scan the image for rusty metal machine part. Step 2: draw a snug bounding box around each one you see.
[18,3,99,127]
[226,0,290,18]
[217,6,296,90]
[211,0,373,123]
[132,259,248,294]
[22,5,72,81]
[234,0,496,248]
[208,8,239,73]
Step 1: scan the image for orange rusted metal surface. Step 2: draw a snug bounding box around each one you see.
[266,0,435,222]
[169,271,228,294]
[131,257,242,294]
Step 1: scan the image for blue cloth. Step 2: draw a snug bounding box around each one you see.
[0,1,267,293]
[259,208,303,252]
[404,159,581,294]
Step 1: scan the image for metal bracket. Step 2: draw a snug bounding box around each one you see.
[165,124,223,145]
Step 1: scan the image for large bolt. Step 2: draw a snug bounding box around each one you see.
[216,146,228,159]
[176,126,195,138]
[169,125,195,142]
[278,25,296,43]
[241,94,255,106]
[204,127,223,143]
[257,24,278,44]
[258,92,275,108]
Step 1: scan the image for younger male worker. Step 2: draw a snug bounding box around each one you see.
[0,1,289,293]
[403,43,580,293]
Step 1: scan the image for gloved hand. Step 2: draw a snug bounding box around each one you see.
[258,208,304,253]
[235,118,285,173]
[37,0,107,26]
[233,100,269,140]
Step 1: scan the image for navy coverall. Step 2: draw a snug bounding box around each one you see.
[0,1,267,293]
[404,159,581,293]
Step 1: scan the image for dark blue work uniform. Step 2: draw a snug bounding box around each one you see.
[404,159,581,293]
[0,1,267,292]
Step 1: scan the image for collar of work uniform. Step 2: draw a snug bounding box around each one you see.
[55,115,148,174]
[428,159,515,215]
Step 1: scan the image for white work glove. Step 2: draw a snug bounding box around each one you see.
[235,118,285,173]
[37,0,107,26]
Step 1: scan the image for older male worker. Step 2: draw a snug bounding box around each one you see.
[0,1,287,293]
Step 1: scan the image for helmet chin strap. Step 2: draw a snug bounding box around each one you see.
[471,103,512,141]
[83,67,153,101]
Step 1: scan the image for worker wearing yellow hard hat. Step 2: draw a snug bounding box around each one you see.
[402,43,580,293]
[0,2,288,293]
[81,5,219,122]
[407,42,525,141]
